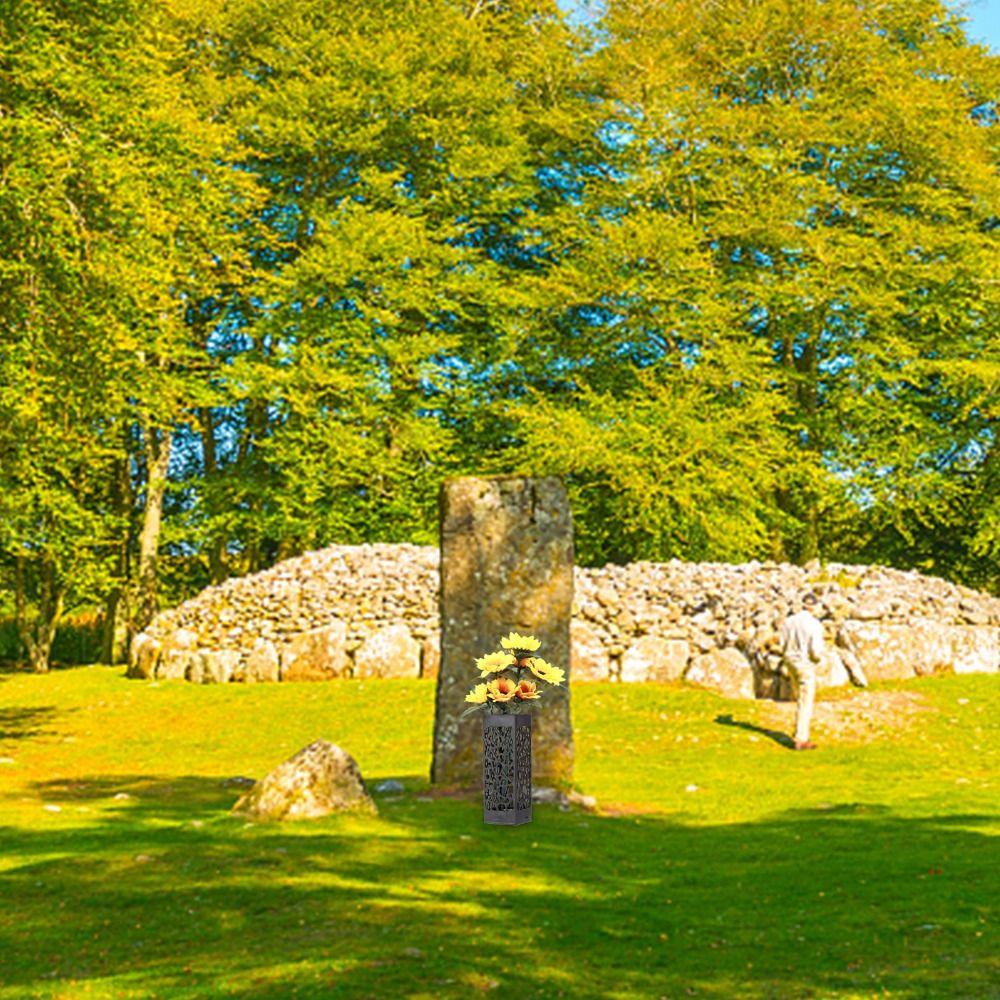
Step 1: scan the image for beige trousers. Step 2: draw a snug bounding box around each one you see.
[785,658,816,744]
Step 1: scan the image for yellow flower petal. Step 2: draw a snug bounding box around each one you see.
[528,657,565,686]
[465,683,489,704]
[515,679,541,700]
[486,676,518,702]
[476,650,516,676]
[499,632,541,653]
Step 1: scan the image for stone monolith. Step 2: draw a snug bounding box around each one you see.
[431,476,574,786]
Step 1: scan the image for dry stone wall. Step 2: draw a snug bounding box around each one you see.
[129,545,1000,699]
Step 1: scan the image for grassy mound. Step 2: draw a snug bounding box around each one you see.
[0,669,996,998]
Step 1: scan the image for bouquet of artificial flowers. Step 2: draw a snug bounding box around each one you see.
[462,632,565,717]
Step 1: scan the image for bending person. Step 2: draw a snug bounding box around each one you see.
[779,594,825,750]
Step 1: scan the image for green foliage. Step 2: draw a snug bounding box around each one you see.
[1,0,998,669]
[180,0,589,559]
[0,0,257,662]
[590,0,1000,567]
[512,355,788,563]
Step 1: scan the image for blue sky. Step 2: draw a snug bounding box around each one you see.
[961,0,1000,50]
[558,1,1000,52]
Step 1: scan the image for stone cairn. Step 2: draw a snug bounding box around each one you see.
[129,546,1000,698]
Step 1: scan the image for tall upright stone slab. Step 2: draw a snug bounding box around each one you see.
[432,477,574,786]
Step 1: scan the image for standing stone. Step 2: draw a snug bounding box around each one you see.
[571,620,610,682]
[186,650,209,684]
[814,647,851,689]
[840,623,918,680]
[751,652,790,700]
[127,633,161,679]
[238,640,280,683]
[156,629,198,680]
[281,621,349,681]
[421,633,440,679]
[620,636,689,683]
[949,625,999,674]
[353,624,421,679]
[903,621,998,676]
[198,648,240,684]
[432,477,574,786]
[684,647,755,700]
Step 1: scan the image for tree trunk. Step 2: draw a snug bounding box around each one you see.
[769,333,798,561]
[101,589,128,665]
[31,588,62,673]
[134,426,172,633]
[102,449,133,663]
[238,396,270,573]
[14,551,64,673]
[794,333,820,562]
[199,406,229,584]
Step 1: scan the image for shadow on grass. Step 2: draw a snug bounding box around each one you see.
[0,774,995,999]
[0,661,103,676]
[0,706,59,743]
[715,712,795,749]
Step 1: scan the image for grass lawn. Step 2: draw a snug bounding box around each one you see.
[0,668,997,999]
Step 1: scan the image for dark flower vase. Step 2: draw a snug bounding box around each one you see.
[482,713,532,825]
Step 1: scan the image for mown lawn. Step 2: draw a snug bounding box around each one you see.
[0,668,996,999]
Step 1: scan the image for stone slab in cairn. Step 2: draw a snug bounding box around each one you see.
[432,476,574,787]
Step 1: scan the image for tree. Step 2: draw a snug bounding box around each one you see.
[584,0,1000,570]
[0,0,256,666]
[168,0,590,561]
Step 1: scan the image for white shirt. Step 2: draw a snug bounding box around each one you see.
[780,610,825,666]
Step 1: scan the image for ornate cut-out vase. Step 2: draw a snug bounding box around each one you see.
[482,713,532,825]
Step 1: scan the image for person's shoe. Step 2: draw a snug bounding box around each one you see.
[794,740,818,751]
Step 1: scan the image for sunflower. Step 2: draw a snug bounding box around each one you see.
[476,650,516,676]
[528,657,565,686]
[465,683,489,704]
[499,632,541,656]
[514,679,541,700]
[486,676,518,702]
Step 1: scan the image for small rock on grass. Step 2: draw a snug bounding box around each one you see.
[567,791,598,810]
[532,786,564,804]
[221,776,256,790]
[374,779,405,795]
[532,787,598,811]
[232,740,376,821]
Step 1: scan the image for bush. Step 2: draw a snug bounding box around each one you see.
[0,610,104,666]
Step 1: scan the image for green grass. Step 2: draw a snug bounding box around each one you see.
[0,668,997,999]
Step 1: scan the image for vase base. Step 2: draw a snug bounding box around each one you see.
[484,806,532,826]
